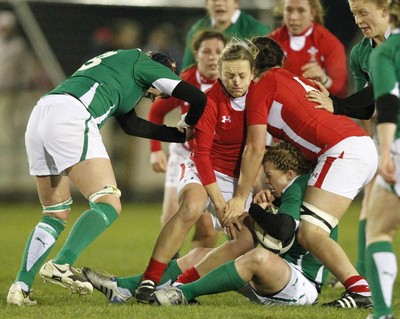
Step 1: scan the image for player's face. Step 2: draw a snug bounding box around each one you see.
[283,0,315,35]
[263,161,293,197]
[220,59,253,98]
[206,0,239,27]
[348,0,389,42]
[195,38,225,81]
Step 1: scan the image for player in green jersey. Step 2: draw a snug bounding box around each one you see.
[181,0,271,70]
[306,0,391,294]
[152,142,339,306]
[6,49,207,306]
[366,2,400,318]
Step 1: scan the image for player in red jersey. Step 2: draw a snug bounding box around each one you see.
[135,38,261,304]
[270,0,348,97]
[224,37,378,309]
[148,30,226,251]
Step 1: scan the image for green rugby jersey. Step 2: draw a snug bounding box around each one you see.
[182,10,270,69]
[49,49,181,128]
[350,28,391,91]
[370,31,400,139]
[278,174,338,290]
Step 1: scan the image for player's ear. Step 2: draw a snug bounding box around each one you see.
[286,169,297,181]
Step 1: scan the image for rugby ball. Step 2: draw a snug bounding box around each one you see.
[253,206,295,255]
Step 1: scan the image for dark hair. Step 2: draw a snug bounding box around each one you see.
[251,36,285,77]
[191,29,227,53]
[263,142,311,175]
[147,51,177,74]
[389,0,400,27]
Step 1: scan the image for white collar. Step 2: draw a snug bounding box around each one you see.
[211,9,241,27]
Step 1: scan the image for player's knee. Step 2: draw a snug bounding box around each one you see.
[177,200,205,224]
[42,197,73,221]
[298,202,338,249]
[89,185,122,214]
[248,247,272,267]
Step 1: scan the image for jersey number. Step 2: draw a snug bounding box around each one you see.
[78,51,118,71]
[293,76,316,92]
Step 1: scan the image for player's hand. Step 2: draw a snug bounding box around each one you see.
[150,150,167,173]
[184,127,195,141]
[178,113,191,132]
[306,88,334,113]
[222,196,245,225]
[253,189,275,205]
[224,220,242,240]
[379,153,395,184]
[301,62,326,83]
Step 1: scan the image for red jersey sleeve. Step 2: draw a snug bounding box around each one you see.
[191,97,219,186]
[148,96,181,152]
[313,25,348,98]
[246,78,272,126]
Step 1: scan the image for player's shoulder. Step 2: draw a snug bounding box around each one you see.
[269,25,287,41]
[179,65,197,81]
[236,10,271,33]
[350,37,372,56]
[312,23,344,46]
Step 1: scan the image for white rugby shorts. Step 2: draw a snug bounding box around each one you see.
[25,94,109,175]
[237,261,319,305]
[308,136,378,199]
[375,138,400,197]
[165,142,191,188]
[177,158,252,230]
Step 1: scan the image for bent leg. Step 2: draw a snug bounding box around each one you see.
[53,158,121,265]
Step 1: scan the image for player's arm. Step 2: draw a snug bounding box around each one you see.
[171,81,207,127]
[222,124,266,225]
[376,94,399,183]
[249,203,296,241]
[148,97,181,152]
[308,83,374,119]
[115,109,186,142]
[330,84,375,119]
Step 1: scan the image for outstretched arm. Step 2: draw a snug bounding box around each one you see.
[116,109,186,142]
[171,81,207,127]
[223,124,266,225]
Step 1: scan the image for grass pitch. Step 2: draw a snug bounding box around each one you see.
[1,200,399,319]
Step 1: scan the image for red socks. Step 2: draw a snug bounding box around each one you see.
[344,275,371,297]
[142,258,167,283]
[175,266,200,284]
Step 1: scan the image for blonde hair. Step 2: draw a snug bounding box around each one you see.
[274,0,325,26]
[348,0,391,9]
[264,142,311,175]
[217,37,259,72]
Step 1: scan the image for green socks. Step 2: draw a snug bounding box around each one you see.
[181,260,246,301]
[356,219,367,277]
[15,216,65,289]
[117,259,182,295]
[366,241,397,318]
[54,203,118,265]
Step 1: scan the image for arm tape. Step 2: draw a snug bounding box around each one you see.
[171,81,207,126]
[249,203,296,241]
[376,94,400,124]
[116,109,185,142]
[331,84,375,120]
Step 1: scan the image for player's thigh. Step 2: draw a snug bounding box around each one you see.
[67,158,117,201]
[237,248,291,294]
[35,175,71,205]
[304,186,352,220]
[367,182,400,241]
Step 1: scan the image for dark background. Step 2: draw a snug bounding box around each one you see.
[0,0,360,77]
